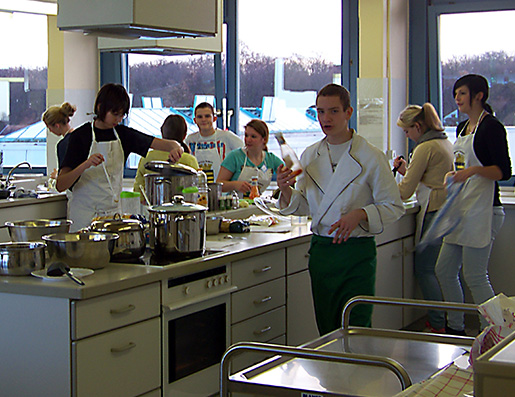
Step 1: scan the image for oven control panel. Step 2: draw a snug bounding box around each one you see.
[162,264,232,303]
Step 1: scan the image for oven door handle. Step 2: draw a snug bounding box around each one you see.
[162,285,238,312]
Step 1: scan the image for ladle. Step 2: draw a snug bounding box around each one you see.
[47,262,85,286]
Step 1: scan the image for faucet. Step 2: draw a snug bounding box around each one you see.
[6,161,32,187]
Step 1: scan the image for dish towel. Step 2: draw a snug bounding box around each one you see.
[393,364,473,397]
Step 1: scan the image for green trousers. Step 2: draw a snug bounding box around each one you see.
[308,235,377,335]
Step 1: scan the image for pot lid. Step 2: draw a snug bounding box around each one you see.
[144,161,197,176]
[148,195,207,213]
[91,218,143,232]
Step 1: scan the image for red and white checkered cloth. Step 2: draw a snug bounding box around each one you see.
[394,365,473,397]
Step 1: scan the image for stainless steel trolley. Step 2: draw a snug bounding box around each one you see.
[221,296,478,396]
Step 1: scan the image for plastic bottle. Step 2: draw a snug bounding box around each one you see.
[231,190,240,210]
[249,176,260,199]
[197,170,209,207]
[275,132,302,176]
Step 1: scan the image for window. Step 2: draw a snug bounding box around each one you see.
[439,10,515,159]
[238,0,342,158]
[0,11,48,172]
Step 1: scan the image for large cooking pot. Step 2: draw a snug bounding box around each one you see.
[6,219,72,242]
[148,195,207,259]
[90,216,146,262]
[144,162,198,205]
[42,232,119,270]
[0,242,46,276]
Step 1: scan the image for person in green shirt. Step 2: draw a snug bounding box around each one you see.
[133,114,199,196]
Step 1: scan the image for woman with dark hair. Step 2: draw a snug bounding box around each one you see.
[435,74,512,334]
[57,83,183,231]
[216,119,283,195]
[133,114,198,195]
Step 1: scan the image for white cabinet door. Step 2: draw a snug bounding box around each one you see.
[286,269,319,346]
[286,242,310,274]
[73,317,161,397]
[401,236,425,327]
[373,240,403,329]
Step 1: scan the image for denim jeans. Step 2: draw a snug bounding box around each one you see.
[415,211,445,329]
[435,206,505,330]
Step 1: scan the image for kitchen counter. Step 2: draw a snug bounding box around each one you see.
[0,223,312,299]
[0,204,419,300]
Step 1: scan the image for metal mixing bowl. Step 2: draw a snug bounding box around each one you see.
[42,232,119,270]
[6,219,73,242]
[0,242,46,276]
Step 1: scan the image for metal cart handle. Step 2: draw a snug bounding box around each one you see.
[220,341,412,396]
[341,295,478,330]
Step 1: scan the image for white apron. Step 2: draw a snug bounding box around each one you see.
[197,144,223,183]
[414,183,431,244]
[445,121,494,248]
[68,124,124,232]
[237,149,272,196]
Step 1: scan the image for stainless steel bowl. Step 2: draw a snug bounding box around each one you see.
[6,219,72,242]
[42,232,119,270]
[0,242,46,276]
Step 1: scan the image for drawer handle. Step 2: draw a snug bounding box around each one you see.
[254,326,272,336]
[110,342,136,353]
[110,304,136,315]
[304,254,310,258]
[253,296,272,305]
[253,266,272,274]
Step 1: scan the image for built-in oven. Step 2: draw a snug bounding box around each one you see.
[161,264,236,397]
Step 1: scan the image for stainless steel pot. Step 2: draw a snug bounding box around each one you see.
[207,182,223,211]
[6,219,72,242]
[0,242,46,276]
[90,217,146,262]
[144,161,198,205]
[42,232,119,270]
[148,195,207,259]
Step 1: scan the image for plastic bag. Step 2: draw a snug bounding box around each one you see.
[469,293,515,364]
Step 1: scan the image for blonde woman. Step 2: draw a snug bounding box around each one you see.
[394,103,454,333]
[42,102,77,173]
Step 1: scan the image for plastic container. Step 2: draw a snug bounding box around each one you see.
[120,191,141,215]
[249,176,260,199]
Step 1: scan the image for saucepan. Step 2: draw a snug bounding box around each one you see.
[0,242,46,276]
[90,216,146,262]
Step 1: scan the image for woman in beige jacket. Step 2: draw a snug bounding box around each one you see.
[393,103,454,333]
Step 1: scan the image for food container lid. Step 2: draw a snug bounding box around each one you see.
[148,195,207,213]
[144,161,197,176]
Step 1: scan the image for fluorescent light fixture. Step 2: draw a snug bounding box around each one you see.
[0,0,57,15]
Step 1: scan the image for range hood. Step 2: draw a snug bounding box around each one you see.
[57,0,218,39]
[98,0,223,55]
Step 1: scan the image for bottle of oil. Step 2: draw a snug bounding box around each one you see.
[249,176,260,199]
[275,132,302,176]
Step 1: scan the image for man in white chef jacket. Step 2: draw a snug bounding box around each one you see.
[185,102,243,183]
[277,83,404,335]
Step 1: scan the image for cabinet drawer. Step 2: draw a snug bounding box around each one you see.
[231,334,286,374]
[232,278,286,324]
[72,283,160,339]
[73,317,160,397]
[232,250,285,290]
[286,242,310,274]
[232,306,286,344]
